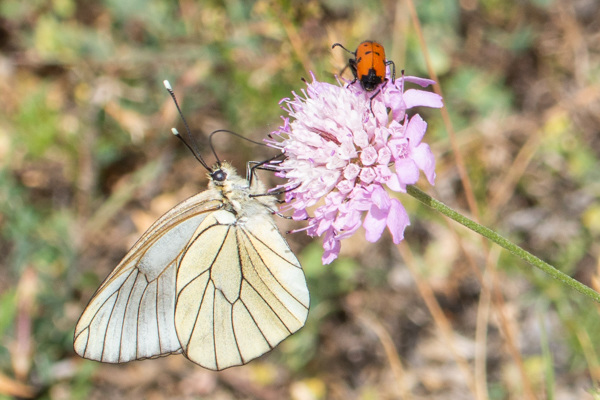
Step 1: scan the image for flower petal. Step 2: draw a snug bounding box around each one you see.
[395,158,420,185]
[344,163,360,180]
[403,89,444,109]
[363,186,391,242]
[360,146,378,166]
[412,143,436,185]
[369,185,391,210]
[403,76,436,87]
[364,204,389,243]
[359,167,376,183]
[335,213,363,240]
[387,198,410,243]
[292,209,308,220]
[333,208,362,233]
[388,137,408,160]
[336,179,355,194]
[322,229,341,264]
[377,147,391,165]
[405,114,427,145]
[385,172,405,192]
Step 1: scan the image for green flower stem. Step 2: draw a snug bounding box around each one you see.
[406,185,600,304]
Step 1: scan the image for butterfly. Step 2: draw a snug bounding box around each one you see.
[74,82,310,371]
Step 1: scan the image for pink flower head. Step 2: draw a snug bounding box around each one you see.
[267,69,443,264]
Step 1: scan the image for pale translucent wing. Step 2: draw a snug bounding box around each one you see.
[175,210,309,370]
[74,192,222,363]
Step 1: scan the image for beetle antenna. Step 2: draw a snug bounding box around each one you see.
[332,42,356,55]
[163,80,211,172]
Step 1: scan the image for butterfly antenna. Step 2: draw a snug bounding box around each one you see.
[208,129,269,169]
[169,128,210,170]
[163,80,211,172]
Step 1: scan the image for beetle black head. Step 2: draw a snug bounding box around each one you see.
[360,70,384,91]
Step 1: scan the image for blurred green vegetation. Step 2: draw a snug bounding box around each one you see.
[1,0,600,399]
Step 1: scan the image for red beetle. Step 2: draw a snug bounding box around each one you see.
[332,40,396,93]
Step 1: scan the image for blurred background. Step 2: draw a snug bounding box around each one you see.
[1,0,600,399]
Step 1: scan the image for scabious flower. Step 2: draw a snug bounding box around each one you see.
[266,69,443,264]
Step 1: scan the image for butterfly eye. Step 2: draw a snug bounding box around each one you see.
[211,169,227,182]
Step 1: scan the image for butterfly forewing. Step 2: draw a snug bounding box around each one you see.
[74,192,223,363]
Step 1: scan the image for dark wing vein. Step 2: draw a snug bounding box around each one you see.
[98,292,119,362]
[230,302,245,363]
[134,275,146,359]
[100,283,128,362]
[116,270,138,361]
[231,240,247,362]
[212,281,219,369]
[136,277,155,359]
[156,277,162,352]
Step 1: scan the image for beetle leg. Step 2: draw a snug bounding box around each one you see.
[385,60,396,84]
[348,59,358,84]
[368,89,382,115]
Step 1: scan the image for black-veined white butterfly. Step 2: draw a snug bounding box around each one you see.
[73,81,310,371]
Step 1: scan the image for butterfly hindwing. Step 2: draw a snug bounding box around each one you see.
[175,210,309,370]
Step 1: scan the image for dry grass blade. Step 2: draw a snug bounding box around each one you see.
[0,372,35,398]
[405,0,480,223]
[397,242,479,398]
[353,311,413,400]
[474,247,499,399]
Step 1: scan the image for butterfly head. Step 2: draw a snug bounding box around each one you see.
[208,162,246,190]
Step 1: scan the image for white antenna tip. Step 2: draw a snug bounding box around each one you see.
[163,80,172,90]
[171,128,180,136]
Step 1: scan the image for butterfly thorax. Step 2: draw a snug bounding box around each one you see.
[208,162,276,220]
